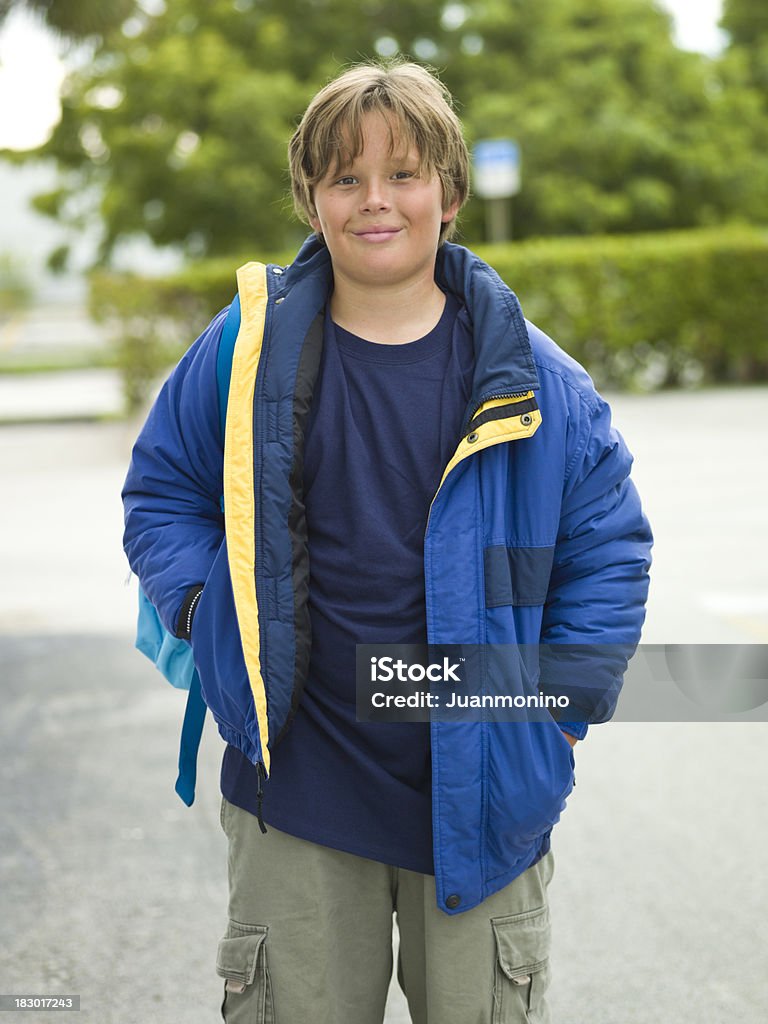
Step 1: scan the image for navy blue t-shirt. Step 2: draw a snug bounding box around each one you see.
[221,291,473,873]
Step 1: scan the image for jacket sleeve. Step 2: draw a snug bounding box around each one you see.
[540,392,653,738]
[122,308,228,638]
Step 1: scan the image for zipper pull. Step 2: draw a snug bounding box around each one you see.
[256,761,268,835]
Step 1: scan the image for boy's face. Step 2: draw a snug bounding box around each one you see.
[309,111,458,294]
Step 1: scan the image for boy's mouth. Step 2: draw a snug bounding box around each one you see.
[352,226,402,242]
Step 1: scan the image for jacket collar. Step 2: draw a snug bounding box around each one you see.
[436,242,539,405]
[282,234,540,407]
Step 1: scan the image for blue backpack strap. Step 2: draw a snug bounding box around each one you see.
[175,667,207,806]
[217,293,240,437]
[174,295,242,805]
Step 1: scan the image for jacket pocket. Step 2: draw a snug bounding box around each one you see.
[492,906,551,1023]
[484,719,574,883]
[216,921,274,1023]
[190,539,255,741]
[484,545,555,608]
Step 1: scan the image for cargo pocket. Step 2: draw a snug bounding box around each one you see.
[216,920,274,1023]
[492,905,551,1023]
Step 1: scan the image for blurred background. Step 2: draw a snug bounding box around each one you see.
[1,1,766,1022]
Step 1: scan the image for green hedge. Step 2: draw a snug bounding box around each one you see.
[474,226,768,389]
[91,226,768,411]
[89,254,258,412]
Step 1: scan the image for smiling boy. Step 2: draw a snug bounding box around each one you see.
[306,104,458,342]
[123,61,651,1023]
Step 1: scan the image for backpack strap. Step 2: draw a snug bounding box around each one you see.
[174,295,242,806]
[174,667,207,806]
[217,293,241,438]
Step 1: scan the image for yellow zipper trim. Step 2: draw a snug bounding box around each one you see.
[431,403,542,513]
[223,261,271,775]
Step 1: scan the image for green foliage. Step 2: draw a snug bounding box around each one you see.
[451,0,768,238]
[88,268,206,412]
[14,0,768,263]
[721,0,768,47]
[0,0,138,38]
[721,0,768,99]
[93,227,768,411]
[475,226,768,389]
[46,243,70,274]
[88,251,281,411]
[0,253,32,314]
[24,0,454,260]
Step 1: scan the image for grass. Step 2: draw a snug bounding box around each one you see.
[0,347,120,375]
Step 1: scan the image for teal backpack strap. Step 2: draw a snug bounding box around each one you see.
[175,667,207,806]
[174,295,241,804]
[217,293,240,436]
[215,292,240,514]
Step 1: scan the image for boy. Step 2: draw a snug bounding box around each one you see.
[123,60,652,1023]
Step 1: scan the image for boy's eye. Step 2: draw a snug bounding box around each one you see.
[330,170,415,185]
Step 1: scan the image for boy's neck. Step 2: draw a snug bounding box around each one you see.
[329,273,447,345]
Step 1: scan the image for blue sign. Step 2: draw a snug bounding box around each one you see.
[473,139,521,199]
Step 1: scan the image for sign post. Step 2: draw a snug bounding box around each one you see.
[472,139,521,243]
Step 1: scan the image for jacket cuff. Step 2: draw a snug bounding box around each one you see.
[175,584,204,640]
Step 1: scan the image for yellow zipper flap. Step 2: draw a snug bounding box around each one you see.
[223,261,271,774]
[431,400,542,512]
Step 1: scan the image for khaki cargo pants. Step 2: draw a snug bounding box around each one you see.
[218,796,554,1024]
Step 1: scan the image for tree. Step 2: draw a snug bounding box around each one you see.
[720,0,768,97]
[10,0,768,262]
[21,0,461,261]
[0,0,138,38]
[720,0,768,47]
[445,0,768,237]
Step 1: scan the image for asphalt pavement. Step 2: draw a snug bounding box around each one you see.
[1,387,767,1023]
[0,369,123,424]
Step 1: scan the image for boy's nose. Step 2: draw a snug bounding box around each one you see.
[360,181,391,212]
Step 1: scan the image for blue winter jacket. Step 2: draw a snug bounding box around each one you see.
[122,235,652,915]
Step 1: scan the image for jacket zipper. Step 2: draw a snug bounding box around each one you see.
[250,271,276,775]
[175,583,204,640]
[424,390,538,904]
[255,761,268,834]
[433,389,538,532]
[184,588,203,637]
[461,391,532,437]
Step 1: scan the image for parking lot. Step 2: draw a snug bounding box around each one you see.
[1,387,767,1023]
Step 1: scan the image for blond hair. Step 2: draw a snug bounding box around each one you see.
[289,60,470,243]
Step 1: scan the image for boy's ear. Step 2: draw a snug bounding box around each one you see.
[441,198,460,226]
